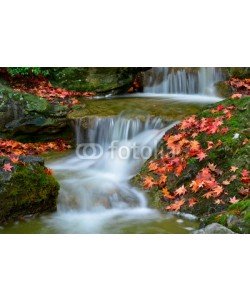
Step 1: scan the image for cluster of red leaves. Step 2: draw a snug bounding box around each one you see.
[127,74,143,93]
[228,78,250,99]
[9,76,95,106]
[0,138,71,159]
[0,138,71,175]
[142,104,249,212]
[0,68,96,107]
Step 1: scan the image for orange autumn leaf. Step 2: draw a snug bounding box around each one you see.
[207,141,214,150]
[44,168,53,176]
[230,166,238,172]
[208,163,217,172]
[162,187,174,199]
[175,185,187,196]
[188,198,198,207]
[175,163,186,177]
[158,174,167,186]
[231,93,242,99]
[148,162,158,172]
[190,179,204,192]
[189,140,200,151]
[214,199,225,205]
[166,199,185,212]
[212,185,224,197]
[143,176,155,189]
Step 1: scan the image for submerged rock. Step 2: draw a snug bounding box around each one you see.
[0,82,68,141]
[0,156,59,224]
[194,223,235,234]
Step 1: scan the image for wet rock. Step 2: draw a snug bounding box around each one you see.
[0,82,69,140]
[0,156,59,224]
[215,81,233,98]
[194,223,235,234]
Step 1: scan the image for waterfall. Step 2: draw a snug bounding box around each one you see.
[143,67,224,96]
[47,114,175,233]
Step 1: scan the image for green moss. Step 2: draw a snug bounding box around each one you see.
[68,97,203,120]
[49,67,140,94]
[0,160,59,224]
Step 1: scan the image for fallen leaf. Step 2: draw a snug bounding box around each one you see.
[175,185,187,196]
[230,166,238,172]
[229,196,239,204]
[2,163,13,172]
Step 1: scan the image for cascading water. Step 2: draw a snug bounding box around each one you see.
[46,113,177,233]
[143,67,224,96]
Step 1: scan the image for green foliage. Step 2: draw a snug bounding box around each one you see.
[226,67,250,79]
[7,67,50,77]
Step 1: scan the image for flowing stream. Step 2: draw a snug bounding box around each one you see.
[1,68,224,234]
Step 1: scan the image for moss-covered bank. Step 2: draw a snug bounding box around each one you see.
[133,97,250,233]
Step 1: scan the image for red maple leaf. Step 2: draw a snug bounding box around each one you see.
[2,163,13,172]
[158,174,167,186]
[229,196,239,204]
[166,199,185,212]
[175,185,187,196]
[212,185,224,197]
[148,162,158,172]
[143,176,155,189]
[196,150,207,161]
[188,198,198,207]
[162,187,174,199]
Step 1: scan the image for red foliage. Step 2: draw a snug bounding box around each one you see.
[228,78,250,97]
[142,102,249,212]
[0,138,71,159]
[1,70,96,107]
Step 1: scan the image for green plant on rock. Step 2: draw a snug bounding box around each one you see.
[7,67,50,77]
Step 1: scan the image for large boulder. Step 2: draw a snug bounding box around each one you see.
[0,156,59,224]
[49,67,145,95]
[0,82,68,141]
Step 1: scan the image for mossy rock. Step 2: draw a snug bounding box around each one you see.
[49,67,142,94]
[0,156,59,224]
[215,81,233,98]
[203,199,250,233]
[0,81,69,141]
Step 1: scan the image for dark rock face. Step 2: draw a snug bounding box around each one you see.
[49,67,146,95]
[0,156,59,224]
[0,83,68,140]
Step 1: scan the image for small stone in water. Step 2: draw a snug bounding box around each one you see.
[176,219,184,224]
